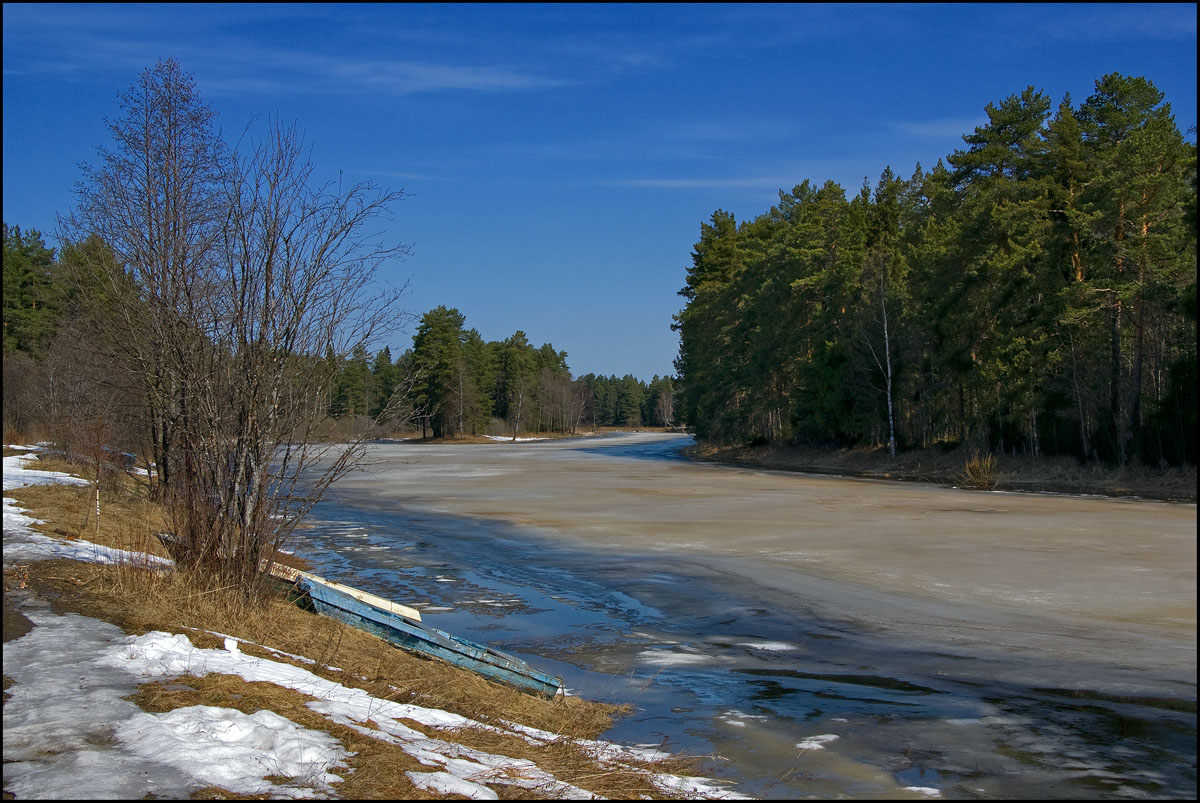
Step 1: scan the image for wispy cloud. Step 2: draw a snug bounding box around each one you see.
[337,59,567,94]
[602,176,797,191]
[479,117,795,168]
[599,153,903,197]
[201,51,568,97]
[1037,3,1196,41]
[3,6,568,97]
[887,117,986,140]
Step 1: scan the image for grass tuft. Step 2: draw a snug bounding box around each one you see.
[959,450,999,490]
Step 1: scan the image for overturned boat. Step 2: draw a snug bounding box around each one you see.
[269,563,565,699]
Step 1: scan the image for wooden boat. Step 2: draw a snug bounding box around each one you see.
[269,563,424,621]
[268,563,565,699]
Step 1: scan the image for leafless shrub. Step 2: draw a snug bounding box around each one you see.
[61,60,415,599]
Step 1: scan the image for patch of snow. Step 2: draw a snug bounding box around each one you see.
[116,705,349,798]
[407,770,499,799]
[905,786,942,797]
[484,435,549,442]
[796,733,840,750]
[4,451,91,491]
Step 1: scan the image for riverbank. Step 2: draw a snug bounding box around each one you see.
[2,446,741,800]
[683,441,1197,502]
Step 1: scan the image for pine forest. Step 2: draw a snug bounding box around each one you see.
[674,74,1196,467]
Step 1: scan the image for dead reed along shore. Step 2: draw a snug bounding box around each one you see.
[684,442,1197,502]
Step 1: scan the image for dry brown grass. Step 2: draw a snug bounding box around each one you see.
[959,450,999,490]
[4,455,699,800]
[686,441,1196,501]
[6,478,170,559]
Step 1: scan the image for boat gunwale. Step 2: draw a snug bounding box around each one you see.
[293,574,566,699]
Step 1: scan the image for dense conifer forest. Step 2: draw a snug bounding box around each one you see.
[343,305,677,438]
[674,74,1196,467]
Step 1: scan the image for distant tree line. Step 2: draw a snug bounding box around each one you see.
[4,230,676,449]
[321,304,677,439]
[674,74,1196,466]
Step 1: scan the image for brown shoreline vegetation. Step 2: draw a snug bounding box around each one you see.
[2,452,704,800]
[684,441,1197,503]
[392,425,673,445]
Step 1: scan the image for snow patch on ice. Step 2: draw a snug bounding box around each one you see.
[796,734,840,750]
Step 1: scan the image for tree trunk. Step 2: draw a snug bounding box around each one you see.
[881,281,897,458]
[1110,201,1126,463]
[1122,214,1150,462]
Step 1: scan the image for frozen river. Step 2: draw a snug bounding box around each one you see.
[297,432,1196,799]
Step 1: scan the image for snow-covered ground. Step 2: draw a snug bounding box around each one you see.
[2,447,746,800]
[483,434,549,442]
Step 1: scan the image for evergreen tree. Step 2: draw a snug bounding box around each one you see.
[340,345,371,419]
[948,86,1055,453]
[498,331,537,438]
[410,306,467,437]
[369,346,400,420]
[614,374,646,427]
[2,224,60,355]
[459,328,494,435]
[1076,73,1194,462]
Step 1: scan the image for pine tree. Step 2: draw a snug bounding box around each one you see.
[2,224,60,355]
[369,346,400,420]
[1076,73,1194,462]
[410,306,467,438]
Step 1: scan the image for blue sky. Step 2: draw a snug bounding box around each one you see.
[3,3,1196,380]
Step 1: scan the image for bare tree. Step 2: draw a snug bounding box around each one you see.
[32,321,143,536]
[63,60,413,597]
[189,116,410,591]
[570,379,593,434]
[655,386,675,429]
[2,352,43,441]
[63,58,228,501]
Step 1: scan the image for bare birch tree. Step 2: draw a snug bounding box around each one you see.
[64,60,412,597]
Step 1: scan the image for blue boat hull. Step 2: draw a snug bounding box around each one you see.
[295,577,565,699]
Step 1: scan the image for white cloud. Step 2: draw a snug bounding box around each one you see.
[887,117,986,140]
